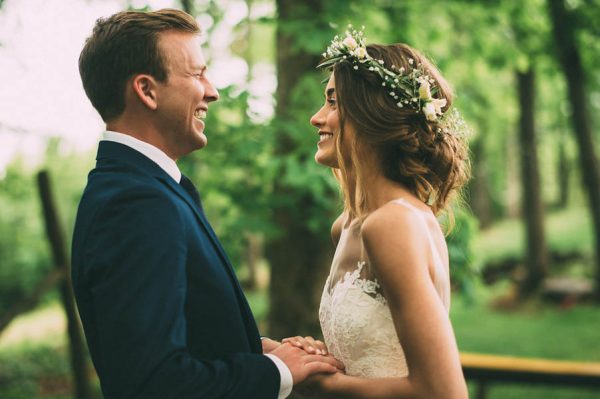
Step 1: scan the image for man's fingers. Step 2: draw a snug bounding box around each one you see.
[302,354,339,367]
[303,361,338,375]
[332,357,345,371]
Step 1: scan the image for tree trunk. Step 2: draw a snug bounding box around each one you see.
[469,129,494,229]
[505,131,521,218]
[516,69,549,296]
[267,0,332,339]
[38,171,92,399]
[548,0,600,300]
[556,129,570,208]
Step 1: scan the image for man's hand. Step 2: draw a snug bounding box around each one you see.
[269,342,342,384]
[261,337,281,354]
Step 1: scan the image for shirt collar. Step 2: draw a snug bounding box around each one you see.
[101,131,182,183]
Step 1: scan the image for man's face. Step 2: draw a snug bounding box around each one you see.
[154,31,219,159]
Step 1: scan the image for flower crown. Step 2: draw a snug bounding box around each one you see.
[318,25,448,123]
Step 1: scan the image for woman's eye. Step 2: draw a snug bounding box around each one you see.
[327,98,336,106]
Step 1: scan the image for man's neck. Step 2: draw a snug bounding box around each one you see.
[106,121,177,161]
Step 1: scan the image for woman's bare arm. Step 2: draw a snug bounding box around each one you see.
[304,204,467,399]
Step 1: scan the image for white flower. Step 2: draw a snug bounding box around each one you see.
[422,102,437,121]
[422,98,447,121]
[432,98,447,115]
[418,80,432,100]
[354,47,368,59]
[343,35,358,50]
[353,65,359,70]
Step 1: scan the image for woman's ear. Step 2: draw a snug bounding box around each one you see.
[131,74,158,110]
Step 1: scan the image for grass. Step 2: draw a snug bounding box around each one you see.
[474,206,594,266]
[457,313,600,399]
[464,205,600,398]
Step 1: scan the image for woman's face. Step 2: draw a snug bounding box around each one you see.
[310,73,353,168]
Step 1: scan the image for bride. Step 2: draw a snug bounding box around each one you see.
[282,27,470,398]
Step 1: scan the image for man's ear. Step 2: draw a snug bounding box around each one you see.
[131,74,159,110]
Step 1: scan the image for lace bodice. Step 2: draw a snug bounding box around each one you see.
[318,199,450,378]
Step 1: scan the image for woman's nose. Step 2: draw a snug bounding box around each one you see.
[310,107,324,127]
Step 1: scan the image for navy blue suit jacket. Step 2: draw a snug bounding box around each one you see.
[71,141,279,399]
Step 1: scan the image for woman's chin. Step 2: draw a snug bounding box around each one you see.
[315,151,338,168]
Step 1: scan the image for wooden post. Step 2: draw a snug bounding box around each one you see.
[37,170,92,399]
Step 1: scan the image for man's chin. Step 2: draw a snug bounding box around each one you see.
[195,132,208,149]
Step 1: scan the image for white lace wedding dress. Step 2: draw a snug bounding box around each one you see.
[319,199,451,378]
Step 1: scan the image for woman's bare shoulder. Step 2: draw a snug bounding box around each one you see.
[361,203,425,244]
[360,203,429,275]
[331,213,346,246]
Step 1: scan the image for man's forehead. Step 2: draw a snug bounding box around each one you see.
[159,31,205,71]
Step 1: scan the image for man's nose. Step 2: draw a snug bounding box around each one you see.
[204,78,219,103]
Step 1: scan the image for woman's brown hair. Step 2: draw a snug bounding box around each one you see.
[331,43,470,222]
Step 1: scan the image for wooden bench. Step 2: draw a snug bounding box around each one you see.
[460,352,600,398]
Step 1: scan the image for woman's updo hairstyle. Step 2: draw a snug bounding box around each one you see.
[331,43,470,219]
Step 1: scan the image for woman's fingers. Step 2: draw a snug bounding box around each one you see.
[282,336,329,355]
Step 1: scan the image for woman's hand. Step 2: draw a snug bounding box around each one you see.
[282,336,345,373]
[282,335,328,356]
[296,371,345,398]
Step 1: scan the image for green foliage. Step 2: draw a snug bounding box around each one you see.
[445,208,480,302]
[0,159,50,314]
[475,206,593,266]
[452,291,600,398]
[0,343,69,399]
[0,141,92,316]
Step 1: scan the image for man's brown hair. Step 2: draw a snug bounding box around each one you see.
[79,8,199,122]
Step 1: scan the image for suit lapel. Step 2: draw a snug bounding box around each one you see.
[162,177,262,350]
[96,141,261,350]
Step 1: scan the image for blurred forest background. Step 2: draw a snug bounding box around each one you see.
[1,0,599,398]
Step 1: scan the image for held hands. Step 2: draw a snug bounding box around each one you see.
[264,336,345,385]
[282,336,329,356]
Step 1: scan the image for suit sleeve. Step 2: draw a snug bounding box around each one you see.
[81,187,280,399]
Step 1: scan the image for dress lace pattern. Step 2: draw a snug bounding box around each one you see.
[318,199,450,379]
[319,261,409,378]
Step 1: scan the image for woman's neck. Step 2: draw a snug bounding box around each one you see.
[362,173,422,211]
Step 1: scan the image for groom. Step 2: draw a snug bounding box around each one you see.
[72,8,339,399]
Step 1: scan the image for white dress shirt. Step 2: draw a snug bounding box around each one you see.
[101,131,293,398]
